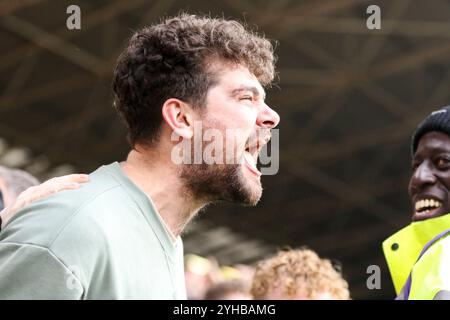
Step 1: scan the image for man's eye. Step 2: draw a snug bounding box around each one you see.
[436,157,450,169]
[240,96,253,101]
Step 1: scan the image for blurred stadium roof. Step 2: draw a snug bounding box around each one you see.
[1,0,450,299]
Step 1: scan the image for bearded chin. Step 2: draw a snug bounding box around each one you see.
[180,163,262,206]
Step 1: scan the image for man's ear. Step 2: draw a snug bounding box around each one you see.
[161,98,195,139]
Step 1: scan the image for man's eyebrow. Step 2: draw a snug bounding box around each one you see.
[427,146,450,153]
[414,146,450,159]
[231,86,266,100]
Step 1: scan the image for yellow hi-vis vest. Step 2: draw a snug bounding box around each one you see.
[383,214,450,299]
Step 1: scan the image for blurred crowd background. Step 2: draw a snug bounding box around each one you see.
[1,0,450,299]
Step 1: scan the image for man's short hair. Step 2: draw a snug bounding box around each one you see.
[251,248,350,300]
[0,166,39,202]
[112,13,276,147]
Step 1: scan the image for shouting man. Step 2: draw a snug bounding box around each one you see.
[0,14,279,299]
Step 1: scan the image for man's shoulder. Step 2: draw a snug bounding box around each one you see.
[432,232,450,257]
[427,230,450,253]
[417,232,450,273]
[0,163,129,248]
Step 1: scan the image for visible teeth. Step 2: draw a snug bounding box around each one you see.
[415,198,442,212]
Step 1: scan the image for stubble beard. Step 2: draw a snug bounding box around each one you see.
[180,161,262,207]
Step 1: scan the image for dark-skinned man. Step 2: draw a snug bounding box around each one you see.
[384,105,450,300]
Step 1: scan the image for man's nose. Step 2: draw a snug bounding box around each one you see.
[412,162,437,187]
[256,104,280,129]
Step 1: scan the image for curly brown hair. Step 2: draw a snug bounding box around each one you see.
[112,13,276,147]
[251,248,350,300]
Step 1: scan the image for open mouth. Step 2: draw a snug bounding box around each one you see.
[243,143,262,177]
[413,198,443,220]
[242,132,271,178]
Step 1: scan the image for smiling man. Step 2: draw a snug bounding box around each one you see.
[0,14,279,299]
[383,105,450,300]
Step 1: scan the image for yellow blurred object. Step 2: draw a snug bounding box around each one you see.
[185,254,248,282]
[184,254,212,276]
[220,266,241,280]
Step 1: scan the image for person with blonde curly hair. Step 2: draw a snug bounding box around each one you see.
[251,248,350,300]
